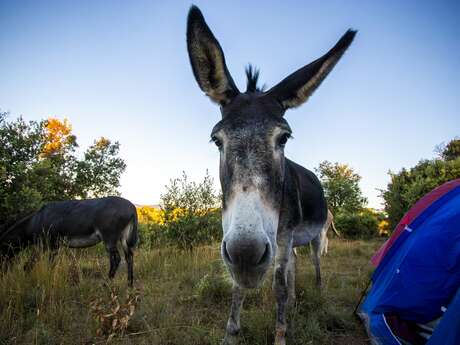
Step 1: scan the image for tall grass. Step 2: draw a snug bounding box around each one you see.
[0,238,382,344]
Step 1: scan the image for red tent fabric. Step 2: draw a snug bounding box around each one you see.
[371,179,460,267]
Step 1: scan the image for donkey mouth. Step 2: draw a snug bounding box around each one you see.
[221,241,272,288]
[222,241,271,267]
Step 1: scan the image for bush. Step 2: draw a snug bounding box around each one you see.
[138,171,222,250]
[137,222,164,248]
[161,207,222,251]
[334,209,379,239]
[382,154,460,230]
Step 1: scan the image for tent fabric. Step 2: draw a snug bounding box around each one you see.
[359,179,460,345]
[427,286,460,345]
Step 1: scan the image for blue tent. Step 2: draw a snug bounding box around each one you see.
[359,179,460,345]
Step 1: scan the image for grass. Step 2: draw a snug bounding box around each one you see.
[0,238,384,345]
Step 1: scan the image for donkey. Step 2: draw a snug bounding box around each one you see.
[186,6,356,345]
[0,196,138,286]
[319,209,340,256]
[295,209,341,275]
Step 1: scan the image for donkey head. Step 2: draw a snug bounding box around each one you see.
[187,5,355,288]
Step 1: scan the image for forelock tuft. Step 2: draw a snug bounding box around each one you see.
[245,64,265,93]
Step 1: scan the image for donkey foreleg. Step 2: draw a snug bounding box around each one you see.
[273,242,293,345]
[287,250,296,306]
[222,284,246,345]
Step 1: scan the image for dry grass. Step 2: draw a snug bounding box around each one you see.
[0,238,384,345]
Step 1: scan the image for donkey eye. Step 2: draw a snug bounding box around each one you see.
[277,133,291,147]
[212,136,223,149]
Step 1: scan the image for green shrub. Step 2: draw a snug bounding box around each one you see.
[137,222,165,248]
[335,209,379,239]
[160,171,222,250]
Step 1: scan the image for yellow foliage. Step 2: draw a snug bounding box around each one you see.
[136,206,219,226]
[137,206,165,225]
[378,219,390,236]
[95,137,110,149]
[42,117,74,156]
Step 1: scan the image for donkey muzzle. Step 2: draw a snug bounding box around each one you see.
[221,232,272,288]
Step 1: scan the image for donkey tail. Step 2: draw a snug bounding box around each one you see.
[122,211,138,250]
[331,219,340,237]
[128,212,139,248]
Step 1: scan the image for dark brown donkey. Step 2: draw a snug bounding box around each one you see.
[0,196,138,286]
[186,6,356,345]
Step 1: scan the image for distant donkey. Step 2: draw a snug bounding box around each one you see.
[0,196,138,286]
[319,209,340,256]
[186,6,356,345]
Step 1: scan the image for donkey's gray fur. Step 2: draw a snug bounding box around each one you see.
[186,6,356,344]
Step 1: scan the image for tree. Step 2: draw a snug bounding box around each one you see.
[315,161,367,215]
[436,137,460,161]
[0,112,46,226]
[382,140,460,229]
[37,117,79,201]
[0,112,126,227]
[41,118,76,157]
[74,137,126,198]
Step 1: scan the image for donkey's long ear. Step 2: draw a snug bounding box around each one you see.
[267,30,356,110]
[187,6,239,106]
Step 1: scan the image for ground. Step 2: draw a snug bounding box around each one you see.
[0,238,384,345]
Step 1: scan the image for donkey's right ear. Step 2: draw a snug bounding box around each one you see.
[187,5,239,106]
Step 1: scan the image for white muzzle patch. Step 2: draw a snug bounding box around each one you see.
[221,190,279,288]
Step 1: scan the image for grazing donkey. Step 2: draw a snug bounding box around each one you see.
[0,196,138,286]
[186,6,356,345]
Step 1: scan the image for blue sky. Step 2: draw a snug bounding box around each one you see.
[1,0,459,208]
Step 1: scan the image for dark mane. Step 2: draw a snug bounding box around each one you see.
[245,64,265,93]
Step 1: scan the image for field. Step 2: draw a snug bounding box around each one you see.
[0,238,384,345]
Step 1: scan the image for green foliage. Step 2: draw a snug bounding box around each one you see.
[436,137,460,161]
[74,138,126,199]
[0,112,45,225]
[382,139,460,230]
[159,171,222,250]
[316,161,367,215]
[137,222,164,248]
[0,111,126,227]
[334,209,380,239]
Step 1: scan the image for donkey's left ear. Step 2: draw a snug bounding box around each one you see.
[267,30,357,110]
[187,5,239,106]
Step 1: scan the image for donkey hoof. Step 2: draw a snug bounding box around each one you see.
[274,336,286,345]
[274,328,286,345]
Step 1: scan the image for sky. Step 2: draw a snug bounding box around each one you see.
[1,0,459,209]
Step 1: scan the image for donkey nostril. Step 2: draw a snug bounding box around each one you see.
[223,241,233,264]
[257,243,270,266]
